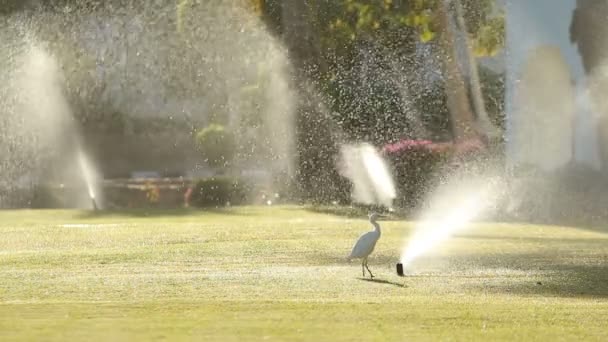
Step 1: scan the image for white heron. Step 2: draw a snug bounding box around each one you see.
[348,212,383,278]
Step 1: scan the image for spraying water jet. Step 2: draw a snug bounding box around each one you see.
[399,176,503,272]
[9,41,102,210]
[76,146,99,211]
[339,143,396,209]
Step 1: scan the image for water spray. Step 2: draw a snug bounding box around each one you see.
[76,145,99,211]
[91,195,98,211]
[397,177,502,274]
[339,143,396,209]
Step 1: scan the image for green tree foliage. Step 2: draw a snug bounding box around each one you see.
[320,0,505,141]
[195,124,236,170]
[326,0,504,57]
[278,0,505,142]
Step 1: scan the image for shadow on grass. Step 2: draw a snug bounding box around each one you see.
[75,207,257,219]
[319,248,608,297]
[358,277,407,288]
[315,252,399,268]
[446,253,608,298]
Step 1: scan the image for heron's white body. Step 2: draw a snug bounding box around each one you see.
[349,226,381,259]
[348,213,382,278]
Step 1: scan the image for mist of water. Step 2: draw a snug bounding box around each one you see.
[29,44,100,209]
[1,2,297,206]
[0,36,100,209]
[509,45,574,171]
[339,143,396,208]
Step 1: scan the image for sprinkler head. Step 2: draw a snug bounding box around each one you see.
[396,263,405,277]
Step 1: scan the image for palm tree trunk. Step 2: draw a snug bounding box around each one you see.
[436,0,477,142]
[453,0,499,140]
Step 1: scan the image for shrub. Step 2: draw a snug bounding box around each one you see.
[102,179,189,209]
[143,181,160,205]
[385,148,449,208]
[191,177,252,207]
[195,124,236,170]
[30,185,63,208]
[382,138,487,208]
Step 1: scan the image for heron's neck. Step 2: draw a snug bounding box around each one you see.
[371,220,381,233]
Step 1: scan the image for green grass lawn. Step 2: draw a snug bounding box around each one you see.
[1,206,608,341]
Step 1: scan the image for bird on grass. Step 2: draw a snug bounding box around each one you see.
[348,212,383,279]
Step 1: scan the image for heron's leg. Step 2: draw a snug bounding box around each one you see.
[364,259,374,279]
[362,259,366,277]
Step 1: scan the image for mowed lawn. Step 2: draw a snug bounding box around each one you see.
[1,206,608,341]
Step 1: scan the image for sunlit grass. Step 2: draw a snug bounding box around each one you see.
[1,206,608,340]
